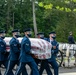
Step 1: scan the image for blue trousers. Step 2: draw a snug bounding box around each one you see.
[15,61,39,75]
[34,58,41,65]
[48,58,59,75]
[39,60,52,75]
[0,60,8,75]
[4,60,28,75]
[0,70,1,75]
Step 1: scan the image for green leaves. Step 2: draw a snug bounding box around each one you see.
[38,2,53,9]
[73,0,76,3]
[65,8,71,12]
[38,1,76,12]
[73,9,76,11]
[38,2,44,7]
[44,4,53,9]
[65,0,70,4]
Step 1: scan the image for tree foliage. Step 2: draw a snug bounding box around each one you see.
[38,0,76,42]
[0,0,76,42]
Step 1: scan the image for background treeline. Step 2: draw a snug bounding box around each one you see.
[0,0,76,42]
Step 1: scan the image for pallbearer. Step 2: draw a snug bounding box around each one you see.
[15,28,39,75]
[37,32,52,75]
[4,29,27,75]
[0,30,8,75]
[47,31,59,75]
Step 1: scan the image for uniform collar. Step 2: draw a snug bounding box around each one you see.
[24,35,28,38]
[13,37,18,40]
[0,37,3,40]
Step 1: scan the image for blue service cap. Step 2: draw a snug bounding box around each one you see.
[37,32,44,35]
[24,28,31,32]
[49,31,56,34]
[12,29,19,33]
[0,30,6,34]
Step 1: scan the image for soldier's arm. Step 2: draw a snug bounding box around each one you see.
[52,43,59,54]
[71,37,75,44]
[24,40,31,54]
[0,41,6,53]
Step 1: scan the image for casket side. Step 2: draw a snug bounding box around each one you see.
[4,37,52,60]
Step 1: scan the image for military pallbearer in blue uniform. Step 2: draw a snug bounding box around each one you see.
[0,30,8,75]
[47,31,59,75]
[15,28,39,75]
[36,32,52,75]
[4,29,27,75]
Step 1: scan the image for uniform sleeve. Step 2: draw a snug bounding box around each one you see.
[52,41,59,54]
[0,41,6,53]
[24,40,31,54]
[54,43,59,54]
[71,37,75,44]
[10,41,20,53]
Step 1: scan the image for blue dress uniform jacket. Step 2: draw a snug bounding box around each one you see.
[48,39,59,59]
[51,40,59,59]
[15,36,39,75]
[0,38,6,61]
[9,37,20,61]
[20,36,34,62]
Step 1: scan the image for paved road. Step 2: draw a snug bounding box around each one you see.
[0,66,76,75]
[59,73,76,75]
[43,73,76,75]
[43,67,76,75]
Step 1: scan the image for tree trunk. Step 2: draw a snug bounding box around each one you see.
[12,12,14,29]
[6,4,10,31]
[32,0,38,37]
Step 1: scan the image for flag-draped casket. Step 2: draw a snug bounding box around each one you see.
[4,37,52,60]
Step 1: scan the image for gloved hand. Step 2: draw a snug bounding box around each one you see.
[51,50,54,54]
